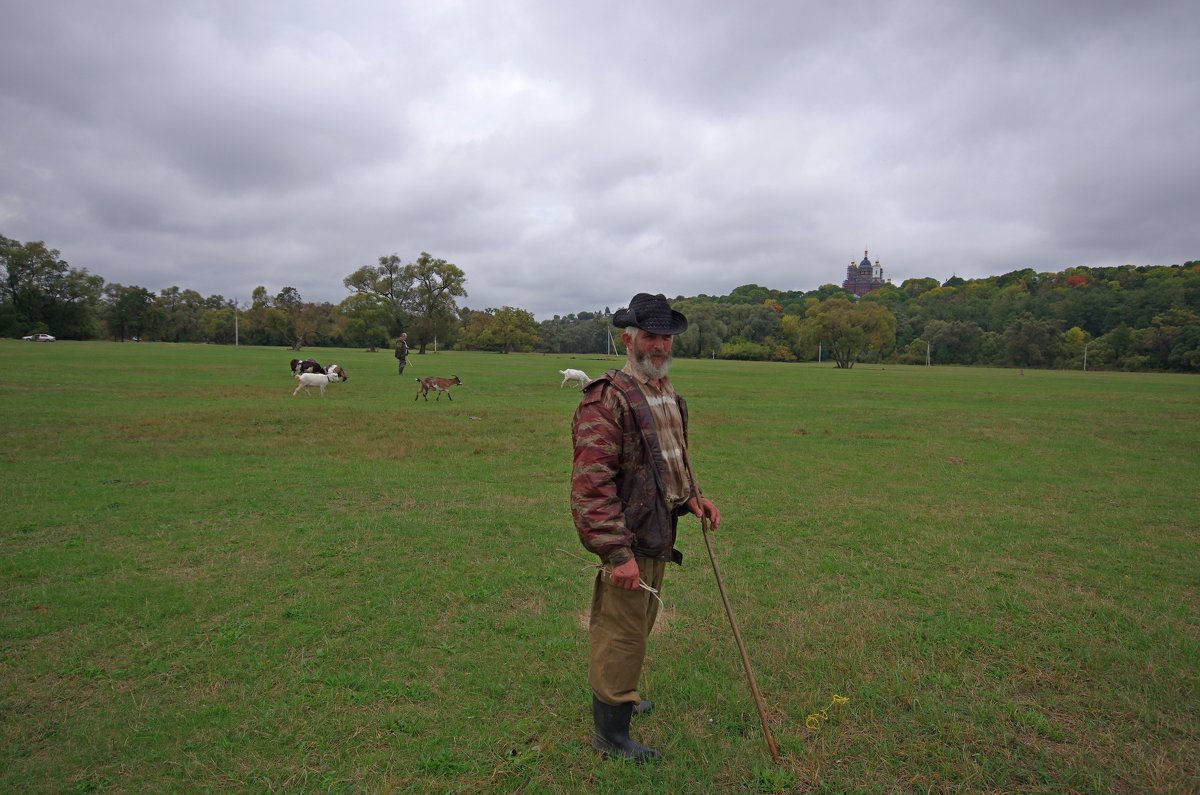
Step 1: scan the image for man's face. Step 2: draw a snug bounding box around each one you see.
[625,330,674,379]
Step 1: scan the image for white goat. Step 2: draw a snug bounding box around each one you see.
[559,368,590,389]
[293,371,332,397]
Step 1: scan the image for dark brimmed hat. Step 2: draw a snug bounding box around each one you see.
[612,293,688,335]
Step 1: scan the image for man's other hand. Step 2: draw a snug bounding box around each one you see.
[610,557,641,590]
[687,497,721,530]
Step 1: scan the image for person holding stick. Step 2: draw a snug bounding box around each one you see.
[394,332,410,376]
[570,292,721,763]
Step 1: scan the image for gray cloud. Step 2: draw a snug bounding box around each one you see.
[2,0,1197,319]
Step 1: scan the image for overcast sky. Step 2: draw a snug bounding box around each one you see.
[2,1,1197,319]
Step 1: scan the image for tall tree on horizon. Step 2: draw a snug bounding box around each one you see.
[404,252,467,354]
[342,254,413,337]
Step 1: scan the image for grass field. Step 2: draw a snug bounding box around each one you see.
[2,340,1197,794]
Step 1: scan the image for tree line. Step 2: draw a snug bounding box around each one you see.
[535,264,1200,372]
[3,233,1197,371]
[0,237,471,352]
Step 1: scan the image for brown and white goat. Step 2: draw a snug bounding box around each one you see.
[415,375,462,401]
[290,358,325,375]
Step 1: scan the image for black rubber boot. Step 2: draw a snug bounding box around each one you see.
[592,695,661,763]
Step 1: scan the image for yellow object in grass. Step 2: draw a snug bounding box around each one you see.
[805,694,849,731]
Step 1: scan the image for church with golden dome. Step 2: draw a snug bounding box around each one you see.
[841,249,886,296]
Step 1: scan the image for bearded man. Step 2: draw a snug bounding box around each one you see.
[570,292,721,762]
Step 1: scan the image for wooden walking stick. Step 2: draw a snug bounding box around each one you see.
[700,514,781,763]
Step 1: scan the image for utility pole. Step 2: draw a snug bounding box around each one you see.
[1083,341,1090,372]
[234,301,240,347]
[926,340,931,366]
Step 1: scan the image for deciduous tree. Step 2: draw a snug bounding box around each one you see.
[673,301,727,358]
[156,287,206,343]
[800,298,896,368]
[339,293,391,350]
[343,254,412,336]
[462,306,539,352]
[924,319,984,364]
[1003,313,1061,369]
[102,284,160,341]
[1,236,103,338]
[404,252,467,353]
[487,306,539,353]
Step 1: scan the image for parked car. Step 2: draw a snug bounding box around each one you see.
[21,333,56,342]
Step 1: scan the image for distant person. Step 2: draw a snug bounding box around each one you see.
[570,292,721,763]
[395,333,410,376]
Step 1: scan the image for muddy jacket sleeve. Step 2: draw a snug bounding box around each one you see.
[570,383,634,567]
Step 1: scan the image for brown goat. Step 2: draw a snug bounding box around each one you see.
[415,375,462,401]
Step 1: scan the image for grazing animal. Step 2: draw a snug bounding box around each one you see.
[290,358,325,375]
[326,364,348,382]
[415,375,462,401]
[293,371,333,397]
[559,368,590,389]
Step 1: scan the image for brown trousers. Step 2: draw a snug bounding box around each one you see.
[588,557,666,706]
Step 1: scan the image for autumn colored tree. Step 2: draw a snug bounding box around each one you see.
[1060,326,1092,369]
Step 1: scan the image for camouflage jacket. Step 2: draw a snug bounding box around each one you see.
[570,369,694,567]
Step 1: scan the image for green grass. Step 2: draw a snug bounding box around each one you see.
[1,340,1197,793]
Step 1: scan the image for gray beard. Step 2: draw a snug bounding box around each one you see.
[633,349,672,380]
